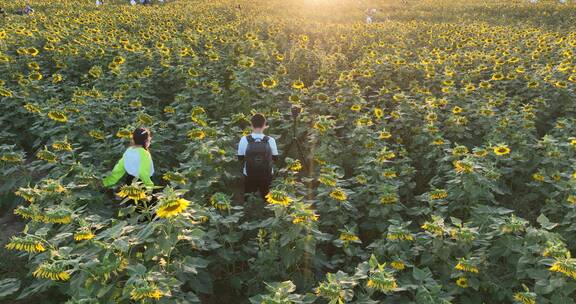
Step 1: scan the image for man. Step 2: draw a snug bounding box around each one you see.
[237,113,279,200]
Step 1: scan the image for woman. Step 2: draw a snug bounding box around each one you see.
[103,127,155,189]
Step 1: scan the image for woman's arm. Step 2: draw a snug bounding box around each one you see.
[103,157,126,187]
[138,149,155,188]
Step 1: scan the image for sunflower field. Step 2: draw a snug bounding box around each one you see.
[1,0,576,303]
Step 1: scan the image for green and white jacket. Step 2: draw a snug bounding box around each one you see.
[103,146,154,188]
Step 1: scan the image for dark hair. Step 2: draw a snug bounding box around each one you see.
[133,127,151,150]
[251,113,266,128]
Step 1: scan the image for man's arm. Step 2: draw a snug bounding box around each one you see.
[237,137,247,172]
[269,137,279,162]
[237,136,247,158]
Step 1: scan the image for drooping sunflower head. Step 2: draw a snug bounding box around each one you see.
[210,192,231,211]
[5,236,46,253]
[366,269,397,293]
[265,190,292,207]
[129,282,163,301]
[329,188,347,202]
[74,227,95,241]
[117,184,148,202]
[33,263,70,281]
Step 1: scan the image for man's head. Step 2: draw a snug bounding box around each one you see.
[251,113,267,133]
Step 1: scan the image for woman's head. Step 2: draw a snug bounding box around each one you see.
[132,127,152,149]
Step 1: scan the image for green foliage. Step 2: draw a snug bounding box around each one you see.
[1,0,576,303]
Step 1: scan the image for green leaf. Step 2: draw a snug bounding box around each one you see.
[368,254,379,270]
[412,267,432,282]
[537,213,558,230]
[0,278,20,299]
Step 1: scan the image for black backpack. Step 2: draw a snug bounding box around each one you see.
[245,135,273,179]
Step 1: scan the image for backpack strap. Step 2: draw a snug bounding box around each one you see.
[247,135,255,143]
[262,136,270,143]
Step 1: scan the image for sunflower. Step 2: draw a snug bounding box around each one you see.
[187,129,206,140]
[74,229,95,241]
[52,139,72,152]
[210,192,231,210]
[0,153,22,163]
[261,77,277,89]
[292,80,305,89]
[5,236,46,253]
[47,111,68,123]
[117,184,148,202]
[157,198,190,218]
[89,130,105,140]
[366,270,397,293]
[493,145,511,156]
[451,106,463,114]
[455,260,479,273]
[265,190,292,206]
[0,87,13,97]
[288,160,302,172]
[36,148,57,163]
[42,209,72,224]
[380,194,398,205]
[386,231,413,241]
[374,108,384,119]
[431,138,445,145]
[339,232,359,242]
[52,74,63,84]
[28,47,40,56]
[130,284,163,301]
[329,188,347,201]
[513,292,536,304]
[33,263,70,281]
[116,129,132,139]
[491,73,504,81]
[390,261,405,270]
[163,172,188,185]
[549,257,576,279]
[456,277,468,288]
[430,189,448,200]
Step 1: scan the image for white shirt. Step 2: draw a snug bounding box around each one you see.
[237,133,278,176]
[123,147,154,177]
